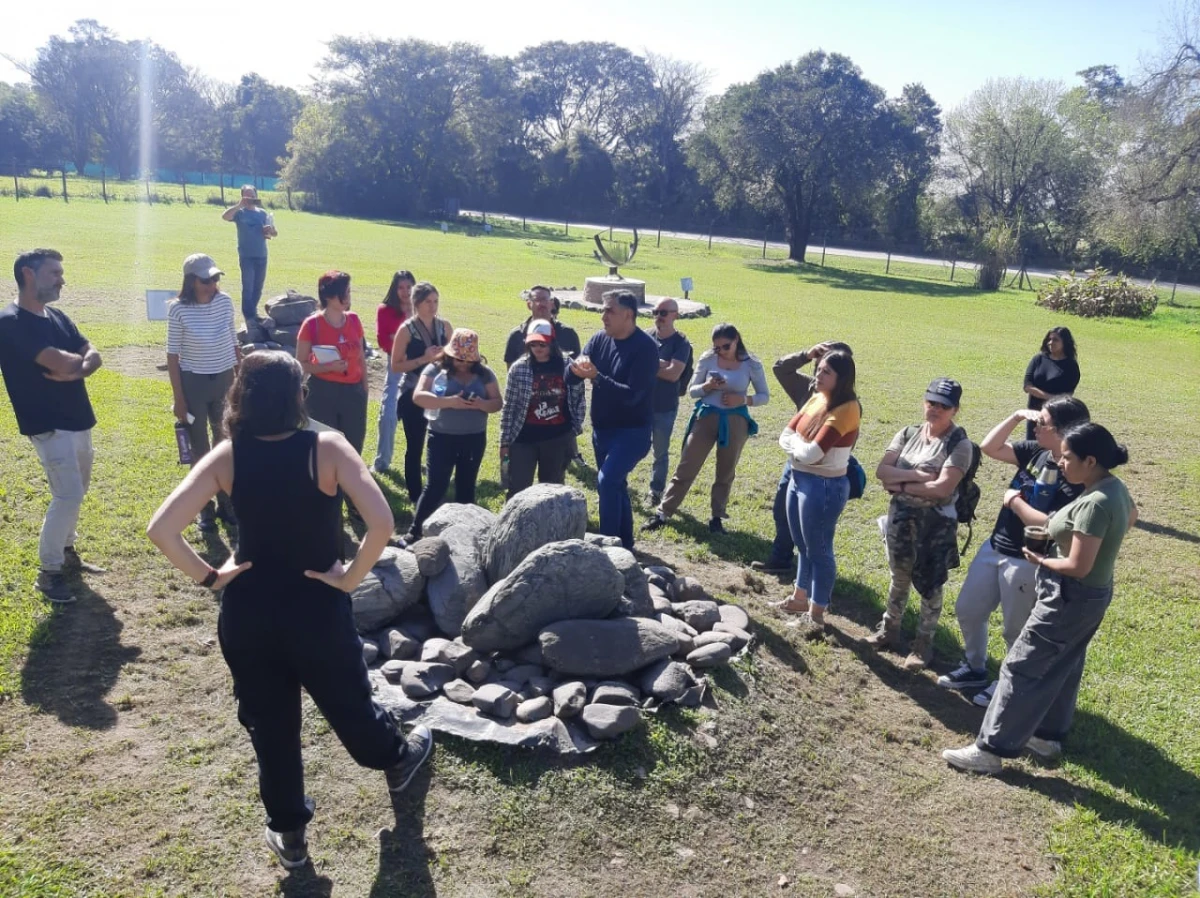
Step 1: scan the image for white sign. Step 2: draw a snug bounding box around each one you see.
[441,222,449,233]
[680,277,694,293]
[145,290,176,321]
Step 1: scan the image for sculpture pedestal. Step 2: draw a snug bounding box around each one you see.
[583,277,646,307]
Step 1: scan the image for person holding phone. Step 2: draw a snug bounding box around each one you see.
[221,185,278,322]
[401,329,501,544]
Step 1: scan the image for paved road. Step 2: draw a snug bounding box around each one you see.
[464,210,1198,296]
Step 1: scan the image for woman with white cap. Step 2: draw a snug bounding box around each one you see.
[166,253,241,532]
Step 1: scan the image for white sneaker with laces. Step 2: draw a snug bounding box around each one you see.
[942,744,1003,775]
[1025,736,1063,760]
[973,680,998,708]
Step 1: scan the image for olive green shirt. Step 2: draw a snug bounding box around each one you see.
[1047,475,1133,588]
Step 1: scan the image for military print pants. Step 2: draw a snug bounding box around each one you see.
[883,500,960,637]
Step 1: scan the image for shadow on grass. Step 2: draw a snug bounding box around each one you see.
[369,214,577,245]
[367,764,437,898]
[20,581,141,730]
[1135,517,1200,545]
[747,260,981,299]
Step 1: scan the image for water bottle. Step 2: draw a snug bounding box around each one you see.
[425,372,446,422]
[174,423,193,465]
[1030,466,1058,512]
[500,453,511,491]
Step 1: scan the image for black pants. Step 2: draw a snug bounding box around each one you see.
[397,390,428,503]
[410,430,486,535]
[218,576,404,833]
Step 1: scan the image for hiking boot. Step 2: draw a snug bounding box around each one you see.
[36,570,76,604]
[972,681,998,708]
[63,546,107,575]
[942,744,1002,775]
[936,662,989,691]
[642,514,667,533]
[903,634,934,671]
[386,725,434,794]
[750,558,794,575]
[708,517,725,534]
[864,619,900,650]
[1025,736,1063,761]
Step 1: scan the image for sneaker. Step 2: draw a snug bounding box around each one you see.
[789,611,827,640]
[63,546,107,575]
[973,681,998,708]
[750,558,794,574]
[386,725,434,794]
[648,490,662,506]
[642,514,667,533]
[708,517,725,534]
[937,662,990,690]
[36,570,76,604]
[942,744,1003,775]
[864,620,900,650]
[1025,736,1063,761]
[902,634,934,671]
[264,827,309,869]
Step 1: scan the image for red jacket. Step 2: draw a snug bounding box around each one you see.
[377,305,407,355]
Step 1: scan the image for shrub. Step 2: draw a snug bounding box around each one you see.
[204,195,225,206]
[1035,269,1158,319]
[975,221,1018,291]
[33,185,53,199]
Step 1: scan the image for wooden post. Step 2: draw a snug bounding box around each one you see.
[950,254,956,282]
[522,215,526,231]
[219,177,225,205]
[762,228,769,259]
[146,179,152,204]
[1171,271,1179,305]
[181,174,189,206]
[12,170,18,202]
[885,251,892,275]
[101,169,108,204]
[564,218,569,236]
[657,214,663,248]
[286,186,293,211]
[61,169,68,203]
[821,232,827,267]
[608,215,613,241]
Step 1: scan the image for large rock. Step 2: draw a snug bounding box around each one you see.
[383,628,420,660]
[425,524,490,637]
[604,547,654,617]
[718,604,751,631]
[462,540,623,653]
[400,662,456,699]
[472,683,518,719]
[590,681,641,706]
[639,659,694,703]
[539,617,680,677]
[409,536,451,578]
[443,679,476,704]
[484,484,588,583]
[687,643,732,668]
[671,576,711,603]
[672,600,721,632]
[351,549,425,633]
[581,704,640,740]
[265,291,318,326]
[422,638,479,674]
[582,533,623,549]
[552,681,587,718]
[421,503,497,543]
[712,623,752,652]
[516,696,553,723]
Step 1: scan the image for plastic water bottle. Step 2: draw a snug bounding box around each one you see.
[174,423,193,465]
[1030,466,1058,512]
[425,373,446,422]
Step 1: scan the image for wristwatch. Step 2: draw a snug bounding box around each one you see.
[199,568,219,588]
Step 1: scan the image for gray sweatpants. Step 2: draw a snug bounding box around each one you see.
[954,537,1038,671]
[976,567,1113,757]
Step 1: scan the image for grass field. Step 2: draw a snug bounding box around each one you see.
[0,190,1197,897]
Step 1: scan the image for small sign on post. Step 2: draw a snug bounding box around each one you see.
[680,277,693,300]
[441,222,449,234]
[146,289,176,321]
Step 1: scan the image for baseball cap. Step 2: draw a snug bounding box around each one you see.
[525,319,554,344]
[183,253,224,279]
[925,377,962,407]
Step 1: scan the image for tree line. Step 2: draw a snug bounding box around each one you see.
[4,16,1200,277]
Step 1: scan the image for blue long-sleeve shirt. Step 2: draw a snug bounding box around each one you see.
[569,329,659,430]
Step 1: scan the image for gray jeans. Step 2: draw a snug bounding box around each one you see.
[181,368,235,516]
[29,428,94,571]
[507,432,576,497]
[976,567,1113,756]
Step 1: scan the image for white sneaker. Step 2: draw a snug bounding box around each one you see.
[942,744,1003,775]
[1025,736,1063,760]
[972,681,997,708]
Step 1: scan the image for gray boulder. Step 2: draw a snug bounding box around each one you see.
[420,638,453,663]
[582,533,623,549]
[687,643,732,668]
[409,536,451,578]
[670,576,710,603]
[539,617,680,677]
[552,681,587,718]
[581,704,640,740]
[639,659,694,703]
[516,696,554,723]
[464,659,491,683]
[672,600,721,632]
[692,630,737,650]
[351,548,425,633]
[526,676,555,698]
[421,638,479,674]
[512,642,544,666]
[485,484,588,583]
[384,628,420,660]
[462,540,623,653]
[400,662,456,699]
[362,639,379,666]
[712,623,752,652]
[265,291,317,326]
[657,613,699,638]
[472,683,518,719]
[421,502,497,542]
[717,604,751,631]
[503,664,544,687]
[425,524,490,637]
[443,679,476,704]
[604,547,654,617]
[590,681,641,706]
[644,565,676,583]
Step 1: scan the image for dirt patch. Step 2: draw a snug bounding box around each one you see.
[102,345,170,380]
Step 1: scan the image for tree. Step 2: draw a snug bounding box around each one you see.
[541,130,616,220]
[877,84,942,248]
[221,74,303,179]
[688,51,892,262]
[0,82,66,174]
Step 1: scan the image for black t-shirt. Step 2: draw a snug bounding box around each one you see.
[989,441,1082,558]
[1024,354,1080,410]
[517,358,573,443]
[649,329,691,413]
[0,302,96,436]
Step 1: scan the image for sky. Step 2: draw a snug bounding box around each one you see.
[0,0,1179,111]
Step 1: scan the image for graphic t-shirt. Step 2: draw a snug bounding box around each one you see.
[298,312,365,384]
[989,440,1082,558]
[518,358,571,443]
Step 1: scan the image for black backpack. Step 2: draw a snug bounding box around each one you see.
[900,424,983,552]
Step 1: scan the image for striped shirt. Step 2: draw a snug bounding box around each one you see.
[779,394,861,477]
[166,292,238,374]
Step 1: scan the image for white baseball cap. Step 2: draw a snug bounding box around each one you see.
[183,253,224,279]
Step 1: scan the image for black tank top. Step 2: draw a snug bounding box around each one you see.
[230,430,342,579]
[399,316,448,393]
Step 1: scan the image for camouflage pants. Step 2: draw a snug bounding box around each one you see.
[884,500,960,637]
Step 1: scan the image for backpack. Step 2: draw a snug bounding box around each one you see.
[677,340,694,397]
[900,424,982,552]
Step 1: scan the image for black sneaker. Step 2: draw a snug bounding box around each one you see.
[642,514,667,533]
[264,795,314,870]
[386,725,434,794]
[708,517,726,534]
[750,558,793,574]
[36,570,76,604]
[936,662,991,690]
[63,546,107,574]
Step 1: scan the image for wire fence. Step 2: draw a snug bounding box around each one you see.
[0,170,302,210]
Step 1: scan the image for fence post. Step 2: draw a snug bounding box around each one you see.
[821,232,827,267]
[286,186,293,211]
[762,227,769,259]
[885,250,891,275]
[564,218,569,236]
[219,177,225,205]
[657,214,663,248]
[950,253,956,282]
[12,171,18,202]
[181,175,189,206]
[1171,271,1179,305]
[145,179,152,204]
[61,169,68,203]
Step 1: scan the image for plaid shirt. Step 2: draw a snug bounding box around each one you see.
[500,355,586,447]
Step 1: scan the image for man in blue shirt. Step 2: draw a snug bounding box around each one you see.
[568,291,658,549]
[222,185,278,321]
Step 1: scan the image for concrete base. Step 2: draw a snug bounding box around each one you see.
[583,277,646,307]
[555,290,710,320]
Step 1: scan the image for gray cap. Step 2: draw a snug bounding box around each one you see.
[183,253,223,279]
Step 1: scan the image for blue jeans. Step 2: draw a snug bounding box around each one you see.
[785,469,850,608]
[649,408,679,495]
[593,425,652,550]
[372,365,402,471]
[239,255,268,320]
[769,461,794,564]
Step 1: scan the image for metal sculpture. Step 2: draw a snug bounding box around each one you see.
[593,228,640,278]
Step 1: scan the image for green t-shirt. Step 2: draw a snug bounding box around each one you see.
[1047,475,1133,588]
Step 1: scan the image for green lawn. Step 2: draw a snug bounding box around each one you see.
[0,191,1197,897]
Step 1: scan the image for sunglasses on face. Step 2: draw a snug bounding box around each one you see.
[653,309,675,317]
[199,276,220,285]
[715,342,733,352]
[927,400,952,410]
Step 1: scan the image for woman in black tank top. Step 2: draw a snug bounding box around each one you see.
[148,351,433,869]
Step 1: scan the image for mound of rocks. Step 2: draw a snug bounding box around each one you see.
[358,487,755,754]
[238,290,318,352]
